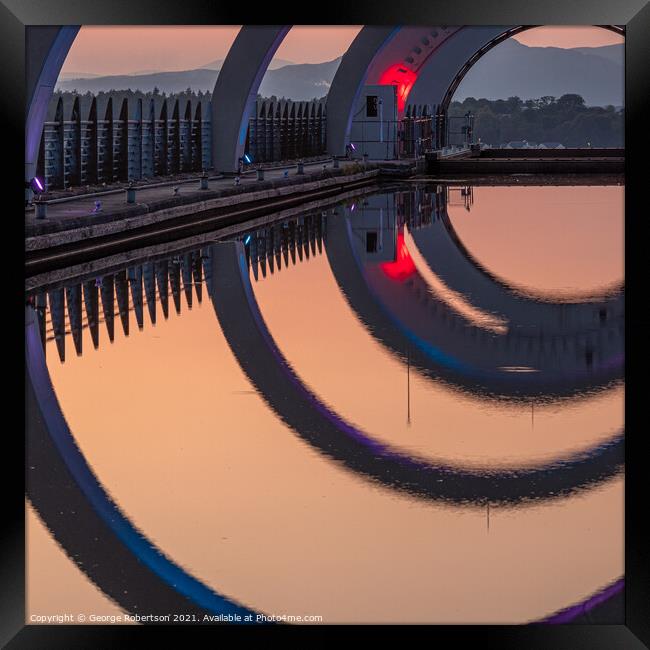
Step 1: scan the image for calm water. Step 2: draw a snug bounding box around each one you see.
[26,183,624,624]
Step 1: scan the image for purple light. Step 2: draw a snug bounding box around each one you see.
[32,177,44,192]
[350,143,356,151]
[350,203,356,212]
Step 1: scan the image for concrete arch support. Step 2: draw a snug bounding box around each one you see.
[325,26,397,157]
[25,26,80,189]
[406,26,510,109]
[211,25,290,173]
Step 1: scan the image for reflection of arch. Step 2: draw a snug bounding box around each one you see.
[325,205,623,401]
[26,24,625,181]
[25,307,258,621]
[209,241,623,507]
[413,198,624,311]
[25,246,624,623]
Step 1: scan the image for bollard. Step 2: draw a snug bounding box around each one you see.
[200,172,209,190]
[35,200,47,219]
[126,182,136,204]
[333,158,339,169]
[256,168,264,181]
[296,161,304,175]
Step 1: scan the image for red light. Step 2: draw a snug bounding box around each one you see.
[378,64,418,113]
[381,231,416,281]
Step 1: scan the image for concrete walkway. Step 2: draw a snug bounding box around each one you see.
[25,160,365,232]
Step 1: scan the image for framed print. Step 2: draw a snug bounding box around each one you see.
[3,0,649,645]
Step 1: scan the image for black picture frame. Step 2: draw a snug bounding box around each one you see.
[4,0,648,645]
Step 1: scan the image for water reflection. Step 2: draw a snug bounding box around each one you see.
[26,182,624,624]
[210,239,622,505]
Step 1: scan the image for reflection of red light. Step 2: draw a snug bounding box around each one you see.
[381,232,416,281]
[378,64,418,113]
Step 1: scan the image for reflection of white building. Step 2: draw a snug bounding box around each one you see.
[347,193,397,262]
[539,142,565,149]
[348,85,399,160]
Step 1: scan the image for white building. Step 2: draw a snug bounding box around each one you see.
[348,85,399,160]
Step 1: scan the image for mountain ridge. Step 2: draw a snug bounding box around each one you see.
[56,42,623,106]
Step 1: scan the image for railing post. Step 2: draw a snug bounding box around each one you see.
[35,199,47,219]
[126,181,136,203]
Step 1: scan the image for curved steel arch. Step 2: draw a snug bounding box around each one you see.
[327,23,622,153]
[25,26,80,196]
[406,24,624,117]
[210,26,291,173]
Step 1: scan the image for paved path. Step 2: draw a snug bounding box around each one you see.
[25,159,367,230]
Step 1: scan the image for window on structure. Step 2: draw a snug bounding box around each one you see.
[366,96,378,118]
[366,231,378,253]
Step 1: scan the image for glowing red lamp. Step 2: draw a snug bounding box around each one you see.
[378,64,418,113]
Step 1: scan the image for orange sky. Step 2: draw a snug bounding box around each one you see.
[60,26,622,77]
[513,26,623,48]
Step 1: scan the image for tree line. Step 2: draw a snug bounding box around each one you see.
[448,94,623,147]
[53,88,327,104]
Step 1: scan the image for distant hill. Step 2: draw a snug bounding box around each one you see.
[56,41,623,106]
[199,57,294,70]
[58,71,103,81]
[257,58,341,100]
[56,58,340,100]
[571,44,623,65]
[454,39,623,107]
[57,68,223,95]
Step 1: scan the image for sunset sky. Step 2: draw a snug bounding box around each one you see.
[60,26,623,76]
